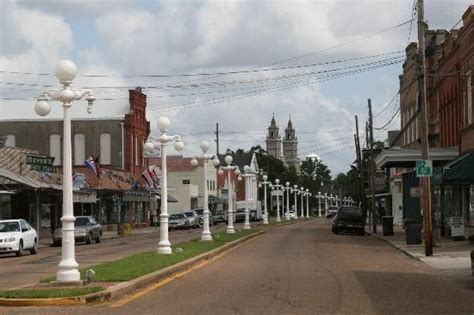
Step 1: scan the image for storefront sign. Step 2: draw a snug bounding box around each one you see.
[73,192,97,203]
[26,155,56,173]
[449,216,465,238]
[416,160,433,177]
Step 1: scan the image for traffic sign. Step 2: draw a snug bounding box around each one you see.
[416,159,432,177]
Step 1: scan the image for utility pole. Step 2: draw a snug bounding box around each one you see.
[354,115,367,222]
[215,122,220,156]
[368,99,377,234]
[417,0,433,256]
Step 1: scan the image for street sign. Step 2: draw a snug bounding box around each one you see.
[416,159,432,177]
[26,154,56,173]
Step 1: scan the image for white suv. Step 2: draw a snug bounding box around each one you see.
[0,219,38,256]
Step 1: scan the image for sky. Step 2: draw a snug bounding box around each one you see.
[0,0,471,176]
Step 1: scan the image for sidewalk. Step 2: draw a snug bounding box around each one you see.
[367,224,473,276]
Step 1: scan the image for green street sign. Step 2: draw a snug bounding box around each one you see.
[416,159,432,177]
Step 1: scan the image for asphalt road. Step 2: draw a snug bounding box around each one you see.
[2,219,474,314]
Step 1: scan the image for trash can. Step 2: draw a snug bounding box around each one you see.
[382,216,394,236]
[405,218,422,244]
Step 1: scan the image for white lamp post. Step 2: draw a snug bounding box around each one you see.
[300,187,305,218]
[242,165,252,230]
[34,60,95,283]
[259,175,270,224]
[324,193,328,214]
[285,182,290,220]
[306,189,311,218]
[292,185,298,219]
[191,141,220,241]
[317,192,322,217]
[218,154,240,234]
[273,179,282,222]
[144,117,184,254]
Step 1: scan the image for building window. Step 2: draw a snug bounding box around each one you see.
[50,134,61,166]
[74,134,85,166]
[183,180,190,184]
[100,133,111,165]
[5,135,15,147]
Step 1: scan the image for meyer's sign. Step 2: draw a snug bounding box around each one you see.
[26,155,56,173]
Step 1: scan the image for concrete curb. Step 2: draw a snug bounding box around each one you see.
[0,229,265,307]
[366,231,421,261]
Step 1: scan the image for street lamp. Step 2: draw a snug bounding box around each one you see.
[305,189,311,218]
[34,60,95,283]
[317,191,322,217]
[292,185,298,219]
[191,141,220,241]
[258,175,270,225]
[324,193,328,214]
[300,187,305,218]
[217,154,240,233]
[273,179,282,222]
[144,117,184,254]
[285,182,290,220]
[241,165,252,230]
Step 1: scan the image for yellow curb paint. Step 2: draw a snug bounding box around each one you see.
[111,238,252,308]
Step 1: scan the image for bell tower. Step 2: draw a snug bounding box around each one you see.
[265,114,282,159]
[283,116,299,173]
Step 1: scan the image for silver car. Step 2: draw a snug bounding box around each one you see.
[53,216,102,246]
[183,210,200,228]
[168,213,191,230]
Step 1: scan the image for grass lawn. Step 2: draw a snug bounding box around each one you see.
[0,287,103,299]
[39,229,257,284]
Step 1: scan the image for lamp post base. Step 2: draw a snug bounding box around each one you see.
[243,222,251,229]
[226,227,235,234]
[201,232,213,241]
[157,241,172,255]
[276,217,281,222]
[57,267,80,283]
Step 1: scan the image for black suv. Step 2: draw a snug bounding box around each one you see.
[332,207,365,236]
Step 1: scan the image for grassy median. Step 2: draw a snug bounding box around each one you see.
[0,287,103,299]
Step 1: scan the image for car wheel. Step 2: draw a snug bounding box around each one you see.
[96,232,102,243]
[185,222,190,230]
[333,228,339,234]
[86,233,92,244]
[16,240,24,257]
[30,239,38,255]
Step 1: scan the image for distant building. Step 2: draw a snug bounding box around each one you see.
[265,115,300,173]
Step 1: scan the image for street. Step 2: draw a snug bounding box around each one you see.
[2,219,473,314]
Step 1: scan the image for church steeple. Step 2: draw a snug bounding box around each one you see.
[282,115,299,173]
[265,114,281,159]
[284,116,296,141]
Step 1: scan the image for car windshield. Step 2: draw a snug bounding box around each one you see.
[338,208,362,218]
[75,217,90,226]
[169,214,183,220]
[184,212,193,217]
[0,222,21,232]
[194,209,203,215]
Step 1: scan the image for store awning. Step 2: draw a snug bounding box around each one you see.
[375,147,459,169]
[442,152,474,185]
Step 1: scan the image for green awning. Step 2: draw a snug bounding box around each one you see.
[442,153,474,185]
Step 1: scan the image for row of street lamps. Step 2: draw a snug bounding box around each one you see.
[35,60,355,284]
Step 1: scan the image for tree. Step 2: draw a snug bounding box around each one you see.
[300,157,331,189]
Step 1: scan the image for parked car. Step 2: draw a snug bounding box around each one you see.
[326,206,339,218]
[183,210,200,228]
[53,216,102,246]
[213,210,227,224]
[168,213,191,230]
[0,219,38,256]
[288,210,297,219]
[332,207,365,236]
[193,208,215,226]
